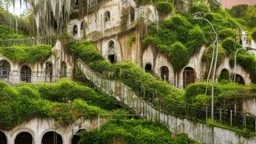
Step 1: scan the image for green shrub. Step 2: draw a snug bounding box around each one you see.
[221,37,236,55]
[189,3,210,14]
[156,1,173,16]
[218,29,236,40]
[251,28,256,42]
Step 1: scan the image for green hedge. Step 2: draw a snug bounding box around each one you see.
[221,37,236,55]
[156,1,173,16]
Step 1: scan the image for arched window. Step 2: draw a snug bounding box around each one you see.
[42,131,63,144]
[20,65,31,82]
[72,129,86,144]
[160,66,169,82]
[0,131,7,144]
[130,9,135,22]
[45,62,53,82]
[183,67,195,88]
[108,40,116,63]
[81,21,85,30]
[0,60,10,79]
[60,62,67,78]
[145,63,152,73]
[235,74,245,85]
[74,0,79,10]
[219,69,229,81]
[73,25,78,36]
[15,132,33,144]
[104,11,111,22]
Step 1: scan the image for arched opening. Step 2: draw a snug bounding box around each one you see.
[15,132,33,144]
[60,62,67,78]
[73,25,78,36]
[72,129,86,144]
[130,9,135,22]
[0,131,7,144]
[218,69,230,81]
[45,62,53,82]
[108,40,116,63]
[0,60,10,79]
[81,21,85,30]
[74,0,79,10]
[183,67,195,88]
[42,131,63,144]
[160,66,169,82]
[20,65,31,82]
[235,74,245,85]
[104,11,110,22]
[145,63,152,73]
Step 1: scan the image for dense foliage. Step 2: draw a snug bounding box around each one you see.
[0,79,126,129]
[0,44,52,63]
[78,120,196,144]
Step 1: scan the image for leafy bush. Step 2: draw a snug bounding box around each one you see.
[221,37,236,55]
[169,42,189,71]
[189,3,210,14]
[156,1,173,16]
[251,28,256,42]
[218,29,236,40]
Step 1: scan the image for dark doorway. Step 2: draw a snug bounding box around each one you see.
[81,21,85,30]
[183,67,195,88]
[160,66,169,82]
[219,69,229,81]
[130,10,135,22]
[72,129,86,144]
[73,25,78,36]
[0,131,7,144]
[46,62,53,82]
[0,60,10,79]
[60,62,67,78]
[20,65,31,82]
[104,11,110,22]
[108,55,116,64]
[108,40,116,63]
[145,63,152,73]
[42,132,63,144]
[15,132,33,144]
[235,74,245,85]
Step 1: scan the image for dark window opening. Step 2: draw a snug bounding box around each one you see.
[104,11,110,22]
[20,65,31,82]
[15,132,32,144]
[235,74,245,85]
[0,131,7,144]
[72,129,87,144]
[81,21,85,30]
[130,10,135,22]
[160,66,169,82]
[0,60,10,79]
[60,62,67,78]
[42,132,63,144]
[46,62,53,82]
[219,69,229,81]
[73,25,78,36]
[183,67,195,88]
[145,64,152,73]
[108,55,116,63]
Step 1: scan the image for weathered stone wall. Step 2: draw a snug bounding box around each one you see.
[77,59,256,144]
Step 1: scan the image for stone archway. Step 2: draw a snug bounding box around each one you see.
[45,62,53,82]
[0,60,10,80]
[0,131,7,144]
[20,65,31,82]
[235,74,245,85]
[218,69,230,81]
[160,66,169,82]
[72,129,86,144]
[107,40,116,63]
[15,132,33,144]
[145,63,152,73]
[183,67,195,88]
[60,61,67,78]
[73,25,78,36]
[104,11,110,22]
[42,131,63,144]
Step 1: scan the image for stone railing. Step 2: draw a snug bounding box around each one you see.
[77,59,256,144]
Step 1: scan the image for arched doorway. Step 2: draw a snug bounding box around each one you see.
[60,62,67,78]
[104,11,111,22]
[219,69,230,81]
[183,67,195,88]
[45,62,53,82]
[235,74,245,85]
[20,65,31,82]
[108,40,116,63]
[73,25,78,36]
[0,60,10,79]
[0,131,7,144]
[72,129,86,144]
[15,132,33,144]
[42,131,63,144]
[145,63,152,73]
[160,66,169,82]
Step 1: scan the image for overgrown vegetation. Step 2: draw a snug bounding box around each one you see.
[0,44,52,63]
[78,120,197,144]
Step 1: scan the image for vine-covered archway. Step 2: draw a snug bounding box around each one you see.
[0,60,10,80]
[145,63,152,73]
[183,67,195,88]
[160,66,169,82]
[219,69,230,81]
[235,74,245,85]
[72,129,87,144]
